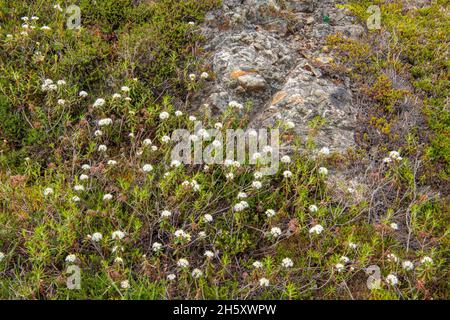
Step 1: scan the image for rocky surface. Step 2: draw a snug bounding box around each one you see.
[197,0,364,152]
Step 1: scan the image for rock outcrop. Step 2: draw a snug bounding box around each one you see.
[197,0,364,152]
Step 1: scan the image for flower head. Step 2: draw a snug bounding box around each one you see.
[91,232,103,242]
[309,224,324,235]
[270,227,282,237]
[281,258,293,268]
[65,254,76,263]
[177,258,189,268]
[386,274,399,286]
[111,230,125,240]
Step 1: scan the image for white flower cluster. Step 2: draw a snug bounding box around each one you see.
[174,229,191,242]
[234,201,249,212]
[309,224,324,235]
[383,150,403,164]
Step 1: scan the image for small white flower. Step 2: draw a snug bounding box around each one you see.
[237,192,247,199]
[79,91,88,97]
[233,201,248,212]
[72,196,80,202]
[175,110,183,117]
[112,93,121,99]
[248,129,258,137]
[93,98,105,108]
[43,187,54,196]
[81,164,91,171]
[252,181,262,189]
[214,122,223,129]
[143,138,152,146]
[0,252,4,262]
[120,280,130,289]
[103,193,113,201]
[389,151,401,160]
[200,72,209,79]
[309,224,324,235]
[318,167,328,175]
[171,160,181,168]
[420,256,433,265]
[225,172,234,180]
[57,80,66,86]
[224,159,234,167]
[198,231,206,238]
[188,115,197,122]
[390,222,399,231]
[204,214,213,222]
[57,99,65,106]
[252,152,262,161]
[281,155,291,163]
[79,174,89,181]
[192,268,203,278]
[254,171,263,179]
[152,242,162,252]
[177,258,189,268]
[159,111,170,120]
[283,170,293,178]
[74,185,84,192]
[94,130,103,137]
[265,209,276,218]
[383,157,392,164]
[386,274,399,286]
[281,258,293,268]
[107,160,117,166]
[167,274,176,281]
[161,135,171,143]
[189,134,199,142]
[121,86,130,92]
[91,232,103,242]
[65,254,76,263]
[318,147,330,156]
[161,210,172,218]
[263,145,273,153]
[402,260,414,271]
[188,73,196,81]
[142,164,153,172]
[348,242,358,249]
[335,263,345,272]
[270,227,282,237]
[41,25,51,31]
[285,121,295,129]
[151,145,158,151]
[253,261,263,269]
[387,253,399,263]
[309,205,318,213]
[98,118,113,126]
[111,230,125,240]
[114,257,123,264]
[259,278,270,287]
[98,144,107,152]
[21,16,29,21]
[174,229,191,241]
[228,101,243,109]
[204,250,214,258]
[340,256,350,264]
